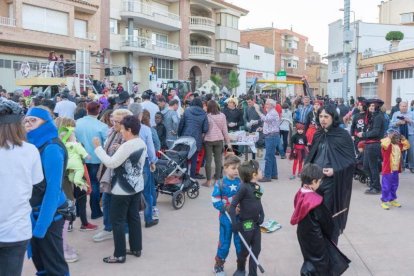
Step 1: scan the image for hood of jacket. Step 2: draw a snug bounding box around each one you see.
[290,188,323,225]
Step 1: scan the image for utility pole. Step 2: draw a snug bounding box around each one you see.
[342,0,352,102]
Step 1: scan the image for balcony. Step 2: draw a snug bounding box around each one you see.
[188,45,215,62]
[0,16,16,27]
[215,26,240,43]
[189,16,215,34]
[121,1,181,31]
[120,35,181,59]
[215,52,239,65]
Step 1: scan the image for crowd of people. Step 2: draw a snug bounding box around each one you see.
[1,79,413,275]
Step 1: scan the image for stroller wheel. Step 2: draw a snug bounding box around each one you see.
[172,191,185,210]
[186,182,200,199]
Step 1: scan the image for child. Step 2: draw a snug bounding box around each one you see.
[211,154,242,275]
[289,123,308,180]
[290,164,350,275]
[229,160,265,276]
[380,129,410,210]
[155,112,167,151]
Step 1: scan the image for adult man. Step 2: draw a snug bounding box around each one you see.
[178,97,208,178]
[163,99,180,149]
[115,91,130,109]
[244,95,263,158]
[53,93,76,119]
[75,102,108,219]
[390,101,414,173]
[298,96,313,125]
[140,90,159,127]
[390,97,402,118]
[357,99,385,195]
[255,99,283,182]
[336,98,349,127]
[157,96,168,114]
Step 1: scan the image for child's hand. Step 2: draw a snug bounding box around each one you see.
[86,155,91,160]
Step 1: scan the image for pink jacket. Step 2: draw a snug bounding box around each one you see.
[204,113,230,143]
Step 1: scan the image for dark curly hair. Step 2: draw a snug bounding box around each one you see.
[317,104,341,128]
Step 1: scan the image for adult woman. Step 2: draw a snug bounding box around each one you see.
[306,105,355,243]
[0,98,43,276]
[279,103,292,154]
[74,101,87,120]
[93,115,147,263]
[305,100,323,146]
[25,106,69,275]
[223,97,244,155]
[203,100,231,187]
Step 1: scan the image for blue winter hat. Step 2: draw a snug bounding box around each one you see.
[26,107,53,122]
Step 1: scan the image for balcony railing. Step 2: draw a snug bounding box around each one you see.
[189,45,215,60]
[122,35,180,51]
[123,0,180,21]
[0,16,16,27]
[189,16,215,27]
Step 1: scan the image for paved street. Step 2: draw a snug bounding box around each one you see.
[22,157,414,276]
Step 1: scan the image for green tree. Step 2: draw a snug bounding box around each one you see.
[210,74,222,87]
[385,31,404,41]
[228,70,240,95]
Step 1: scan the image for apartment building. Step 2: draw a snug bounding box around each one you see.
[379,0,414,25]
[0,0,102,91]
[109,0,247,93]
[240,28,312,94]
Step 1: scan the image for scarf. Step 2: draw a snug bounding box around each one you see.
[27,121,59,148]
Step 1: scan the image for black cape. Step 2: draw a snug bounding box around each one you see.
[305,126,356,236]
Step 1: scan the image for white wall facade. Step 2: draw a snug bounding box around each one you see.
[327,20,414,99]
[379,0,414,25]
[237,43,275,95]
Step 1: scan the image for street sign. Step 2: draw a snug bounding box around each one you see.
[276,70,287,88]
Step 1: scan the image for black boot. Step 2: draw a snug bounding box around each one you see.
[214,257,225,275]
[233,260,246,276]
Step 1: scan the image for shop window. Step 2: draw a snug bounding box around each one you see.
[152,58,173,79]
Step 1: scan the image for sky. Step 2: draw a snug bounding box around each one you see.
[232,0,381,56]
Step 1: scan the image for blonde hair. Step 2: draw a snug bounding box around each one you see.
[112,109,132,118]
[55,117,76,128]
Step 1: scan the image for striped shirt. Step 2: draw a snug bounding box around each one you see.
[259,108,280,135]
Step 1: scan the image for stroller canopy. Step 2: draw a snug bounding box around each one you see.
[171,136,197,159]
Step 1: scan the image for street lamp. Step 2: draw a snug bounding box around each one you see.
[340,0,352,102]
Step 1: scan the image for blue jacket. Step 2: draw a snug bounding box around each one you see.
[211,177,241,212]
[178,106,208,150]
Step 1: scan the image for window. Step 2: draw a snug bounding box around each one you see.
[124,28,139,39]
[152,33,168,47]
[219,13,238,29]
[152,58,173,79]
[361,82,377,98]
[0,59,12,68]
[332,60,339,73]
[110,19,118,34]
[287,60,298,68]
[22,4,68,35]
[288,41,298,49]
[74,19,87,39]
[254,55,260,60]
[216,40,238,55]
[8,3,13,19]
[392,69,414,79]
[401,13,414,24]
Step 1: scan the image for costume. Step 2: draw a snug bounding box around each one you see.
[291,187,350,275]
[305,110,318,145]
[229,182,265,276]
[211,177,242,266]
[306,126,356,242]
[381,137,410,203]
[290,129,308,177]
[66,141,88,189]
[350,111,366,150]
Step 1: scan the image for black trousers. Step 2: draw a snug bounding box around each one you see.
[238,226,261,276]
[0,239,29,276]
[74,186,88,226]
[110,193,142,257]
[280,130,289,154]
[31,219,69,276]
[363,143,381,191]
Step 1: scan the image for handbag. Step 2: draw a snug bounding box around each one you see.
[57,199,77,222]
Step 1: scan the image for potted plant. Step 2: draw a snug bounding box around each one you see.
[386,31,404,51]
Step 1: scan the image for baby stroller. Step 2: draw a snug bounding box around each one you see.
[354,152,370,185]
[154,136,200,209]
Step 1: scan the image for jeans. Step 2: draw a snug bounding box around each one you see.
[205,141,223,180]
[143,159,155,223]
[264,134,280,178]
[102,192,112,231]
[280,130,289,154]
[31,219,69,276]
[86,163,103,219]
[110,193,142,257]
[363,143,381,191]
[0,240,29,276]
[74,186,88,226]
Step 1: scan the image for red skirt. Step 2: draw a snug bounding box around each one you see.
[306,125,317,145]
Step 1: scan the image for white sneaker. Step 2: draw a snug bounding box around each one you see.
[64,250,79,263]
[93,230,113,242]
[152,207,159,220]
[125,233,130,250]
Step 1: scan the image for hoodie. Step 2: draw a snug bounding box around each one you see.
[178,106,209,150]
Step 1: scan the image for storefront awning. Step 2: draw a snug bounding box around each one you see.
[357,77,377,84]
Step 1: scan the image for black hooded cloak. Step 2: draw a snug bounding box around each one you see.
[305,126,356,242]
